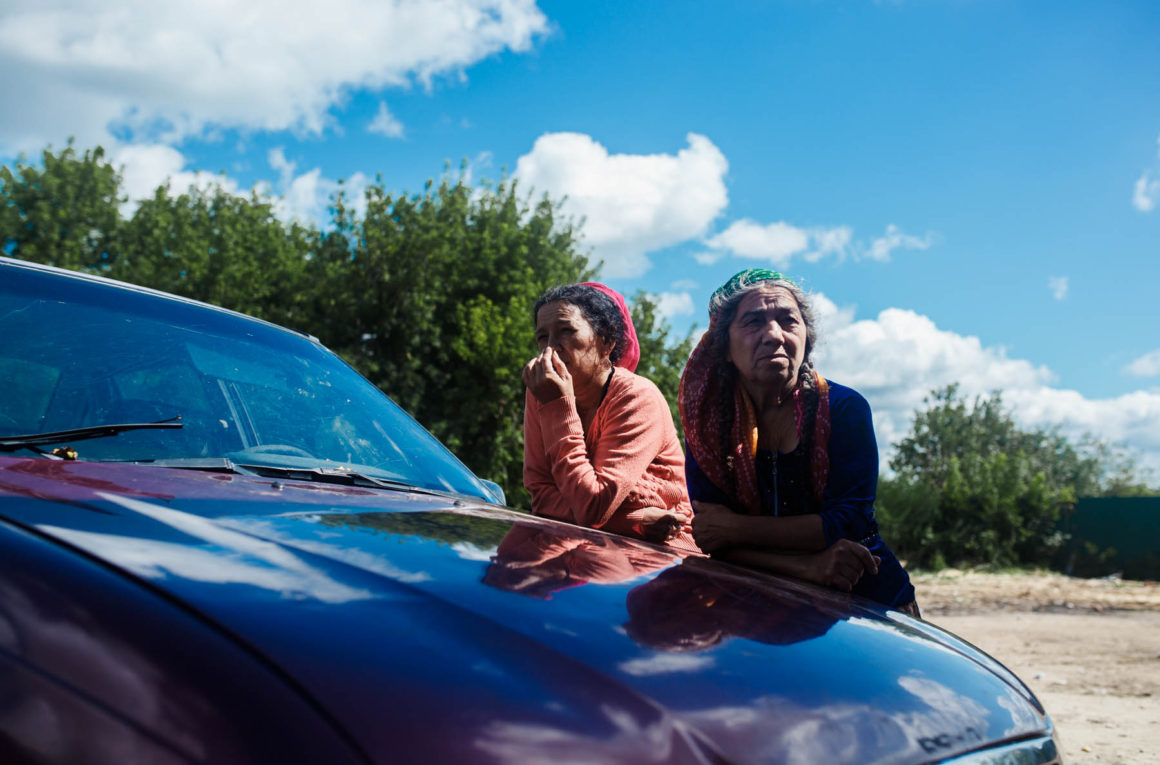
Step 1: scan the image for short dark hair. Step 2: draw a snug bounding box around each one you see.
[533,284,627,364]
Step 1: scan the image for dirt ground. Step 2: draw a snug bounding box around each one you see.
[913,570,1160,765]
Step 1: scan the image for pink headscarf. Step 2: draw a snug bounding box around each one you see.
[580,282,640,373]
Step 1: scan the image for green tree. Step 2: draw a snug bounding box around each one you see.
[313,176,594,507]
[878,385,1151,569]
[112,184,318,329]
[630,291,695,443]
[0,142,121,271]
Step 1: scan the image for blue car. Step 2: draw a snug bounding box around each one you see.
[0,256,1061,764]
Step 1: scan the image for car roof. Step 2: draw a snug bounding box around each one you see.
[0,255,320,343]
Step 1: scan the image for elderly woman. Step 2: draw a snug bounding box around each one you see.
[679,269,917,614]
[523,283,698,551]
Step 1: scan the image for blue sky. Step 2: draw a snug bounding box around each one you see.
[2,0,1158,477]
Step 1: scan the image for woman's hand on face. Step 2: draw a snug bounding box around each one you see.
[802,539,880,593]
[634,507,688,544]
[523,347,574,403]
[691,501,741,554]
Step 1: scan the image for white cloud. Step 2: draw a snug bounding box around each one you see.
[1132,134,1160,212]
[619,653,714,677]
[701,220,928,268]
[70,493,384,602]
[113,144,243,204]
[0,0,549,153]
[806,225,853,262]
[1047,275,1068,300]
[514,132,729,278]
[42,526,377,603]
[451,541,497,561]
[705,219,810,264]
[1132,171,1158,212]
[863,224,933,262]
[1126,349,1160,378]
[367,101,405,138]
[812,300,1160,477]
[268,147,371,223]
[693,249,725,265]
[809,291,856,336]
[112,142,367,224]
[655,291,696,320]
[670,278,698,290]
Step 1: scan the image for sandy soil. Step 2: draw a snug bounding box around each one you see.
[913,570,1160,765]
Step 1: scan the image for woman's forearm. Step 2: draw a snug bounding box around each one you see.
[728,513,827,552]
[717,547,813,579]
[717,539,879,593]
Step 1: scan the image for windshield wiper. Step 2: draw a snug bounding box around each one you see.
[234,463,460,499]
[130,457,238,473]
[0,417,183,453]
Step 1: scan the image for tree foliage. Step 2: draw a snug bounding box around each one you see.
[0,143,120,271]
[878,385,1154,570]
[116,184,319,328]
[1,145,697,507]
[309,177,595,508]
[630,291,696,443]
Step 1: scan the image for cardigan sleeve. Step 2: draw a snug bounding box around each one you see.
[523,390,573,519]
[817,385,881,546]
[524,378,670,529]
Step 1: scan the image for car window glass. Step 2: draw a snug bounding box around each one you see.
[0,357,60,432]
[0,270,490,501]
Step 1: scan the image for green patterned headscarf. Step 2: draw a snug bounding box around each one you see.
[708,268,797,320]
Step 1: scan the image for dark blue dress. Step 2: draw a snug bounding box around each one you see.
[686,380,916,609]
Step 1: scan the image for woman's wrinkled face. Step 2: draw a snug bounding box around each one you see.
[726,285,808,394]
[535,301,612,385]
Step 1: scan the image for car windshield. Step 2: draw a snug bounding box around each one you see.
[0,265,492,501]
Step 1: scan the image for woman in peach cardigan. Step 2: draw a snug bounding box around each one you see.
[522,283,698,552]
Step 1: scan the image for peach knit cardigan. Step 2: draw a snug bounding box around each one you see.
[523,370,699,553]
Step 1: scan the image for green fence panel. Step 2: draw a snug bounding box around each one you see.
[1055,497,1160,580]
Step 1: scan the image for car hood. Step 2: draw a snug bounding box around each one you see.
[0,458,1052,764]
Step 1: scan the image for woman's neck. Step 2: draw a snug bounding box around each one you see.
[747,375,800,453]
[575,367,613,424]
[740,372,797,416]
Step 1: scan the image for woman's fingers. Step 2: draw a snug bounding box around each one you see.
[641,512,683,543]
[548,348,570,380]
[814,539,879,591]
[524,348,573,403]
[691,513,730,553]
[522,356,539,387]
[847,541,879,576]
[691,520,715,550]
[523,348,549,381]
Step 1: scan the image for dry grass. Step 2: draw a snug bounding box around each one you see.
[912,568,1160,615]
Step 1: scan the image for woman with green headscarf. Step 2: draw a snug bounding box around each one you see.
[679,269,917,614]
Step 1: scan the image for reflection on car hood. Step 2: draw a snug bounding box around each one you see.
[0,458,1051,764]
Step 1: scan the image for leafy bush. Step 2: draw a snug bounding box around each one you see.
[876,385,1148,570]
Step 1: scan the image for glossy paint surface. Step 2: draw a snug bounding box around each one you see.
[0,458,1052,764]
